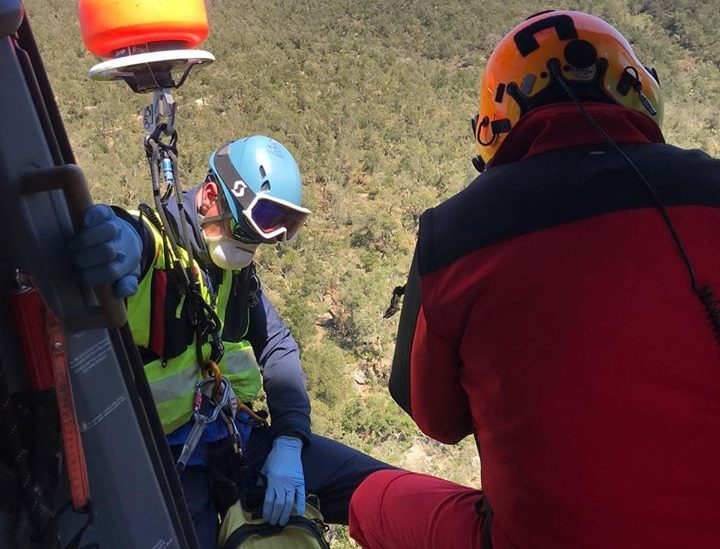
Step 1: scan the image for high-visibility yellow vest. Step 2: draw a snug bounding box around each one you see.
[126,212,262,434]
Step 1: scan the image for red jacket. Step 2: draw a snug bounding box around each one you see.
[390,103,720,548]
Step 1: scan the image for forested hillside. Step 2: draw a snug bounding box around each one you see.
[22,0,720,545]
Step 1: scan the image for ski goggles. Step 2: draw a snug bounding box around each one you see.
[201,185,310,244]
[234,192,310,243]
[209,157,310,244]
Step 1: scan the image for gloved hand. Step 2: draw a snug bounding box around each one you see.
[261,435,305,526]
[70,204,142,298]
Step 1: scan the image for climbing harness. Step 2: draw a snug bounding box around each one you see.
[143,115,226,371]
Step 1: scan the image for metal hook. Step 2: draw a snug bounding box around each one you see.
[142,89,177,136]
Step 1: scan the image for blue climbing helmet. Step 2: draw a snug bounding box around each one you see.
[208,135,310,243]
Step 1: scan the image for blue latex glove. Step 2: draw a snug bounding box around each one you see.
[261,435,305,526]
[70,204,142,298]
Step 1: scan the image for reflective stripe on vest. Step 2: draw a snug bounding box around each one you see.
[144,340,261,434]
[127,211,262,434]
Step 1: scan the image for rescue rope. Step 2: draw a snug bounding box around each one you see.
[237,403,269,427]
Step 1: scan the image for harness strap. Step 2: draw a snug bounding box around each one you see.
[138,203,225,367]
[149,269,168,359]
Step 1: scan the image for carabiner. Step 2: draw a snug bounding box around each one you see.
[193,376,231,424]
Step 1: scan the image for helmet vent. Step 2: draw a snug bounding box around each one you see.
[564,40,598,69]
[494,83,506,103]
[520,74,536,95]
[261,180,271,192]
[259,165,267,178]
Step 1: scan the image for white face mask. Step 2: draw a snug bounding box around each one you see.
[206,237,258,270]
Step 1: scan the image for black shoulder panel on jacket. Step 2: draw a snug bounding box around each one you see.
[389,250,422,417]
[418,144,720,275]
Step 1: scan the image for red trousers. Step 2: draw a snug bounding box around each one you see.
[349,470,487,549]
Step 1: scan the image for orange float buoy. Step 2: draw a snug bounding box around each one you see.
[78,0,209,59]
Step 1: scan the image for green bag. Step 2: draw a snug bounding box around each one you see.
[218,494,331,549]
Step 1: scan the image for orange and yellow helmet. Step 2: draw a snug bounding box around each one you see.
[473,10,663,165]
